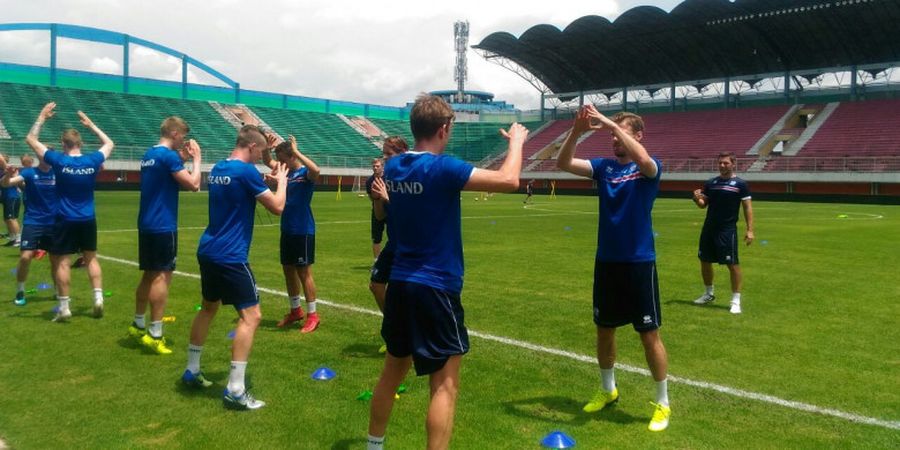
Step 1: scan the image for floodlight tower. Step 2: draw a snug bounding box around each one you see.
[454,20,469,104]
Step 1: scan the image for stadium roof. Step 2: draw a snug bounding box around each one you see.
[473,0,900,94]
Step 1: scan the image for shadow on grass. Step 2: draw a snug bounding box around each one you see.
[503,395,641,425]
[173,370,227,400]
[331,437,367,450]
[665,299,730,311]
[349,265,372,271]
[341,343,384,359]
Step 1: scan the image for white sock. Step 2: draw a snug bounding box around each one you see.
[227,361,248,395]
[600,367,616,392]
[656,379,669,406]
[187,344,203,374]
[367,435,385,450]
[133,314,145,328]
[306,300,317,314]
[732,293,741,304]
[58,296,70,310]
[705,285,714,296]
[149,321,163,338]
[17,282,25,293]
[289,295,302,310]
[93,288,104,303]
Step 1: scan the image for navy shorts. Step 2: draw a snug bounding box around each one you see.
[280,233,315,266]
[382,281,469,376]
[3,198,20,220]
[370,247,394,284]
[698,228,739,265]
[371,212,386,244]
[139,231,178,271]
[20,224,54,251]
[51,219,98,255]
[593,261,661,332]
[198,258,259,310]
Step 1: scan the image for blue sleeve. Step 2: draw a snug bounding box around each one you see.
[165,151,185,173]
[19,168,33,182]
[441,156,474,191]
[652,157,662,181]
[589,158,606,181]
[300,166,313,185]
[91,151,106,168]
[43,149,60,166]
[244,164,269,197]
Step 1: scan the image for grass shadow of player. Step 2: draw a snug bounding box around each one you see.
[341,343,384,359]
[350,265,373,271]
[173,370,228,399]
[665,299,730,311]
[503,396,589,425]
[330,437,367,450]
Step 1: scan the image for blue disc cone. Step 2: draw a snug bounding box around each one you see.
[37,282,52,290]
[541,431,575,448]
[311,366,336,381]
[226,330,235,339]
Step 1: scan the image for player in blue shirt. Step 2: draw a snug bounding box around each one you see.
[262,135,323,334]
[181,125,287,411]
[0,154,22,247]
[26,102,114,322]
[129,116,203,355]
[691,152,754,314]
[1,154,58,305]
[557,104,671,432]
[366,94,528,450]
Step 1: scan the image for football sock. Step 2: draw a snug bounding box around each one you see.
[601,367,616,392]
[656,379,669,406]
[705,285,714,296]
[367,435,385,450]
[58,296,70,310]
[307,300,317,314]
[187,344,203,374]
[227,361,248,395]
[17,282,25,293]
[133,314,146,328]
[93,288,104,303]
[149,321,163,339]
[732,293,741,304]
[289,295,302,309]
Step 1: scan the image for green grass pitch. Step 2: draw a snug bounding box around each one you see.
[1,191,898,449]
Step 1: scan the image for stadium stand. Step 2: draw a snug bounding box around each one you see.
[250,106,379,158]
[797,98,900,158]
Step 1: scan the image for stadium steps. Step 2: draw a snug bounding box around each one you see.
[783,102,840,156]
[250,106,378,159]
[747,104,801,156]
[0,116,11,139]
[209,101,247,129]
[338,115,385,149]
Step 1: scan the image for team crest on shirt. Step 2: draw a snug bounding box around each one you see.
[606,166,614,174]
[729,180,736,186]
[643,315,652,324]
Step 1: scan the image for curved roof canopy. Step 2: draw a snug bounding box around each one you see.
[474,0,900,94]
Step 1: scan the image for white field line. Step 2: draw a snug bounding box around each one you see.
[96,253,900,431]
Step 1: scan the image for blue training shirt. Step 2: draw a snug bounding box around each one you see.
[3,185,20,200]
[19,167,58,226]
[138,145,186,233]
[197,159,270,264]
[280,166,315,235]
[384,151,474,294]
[590,157,661,262]
[43,149,106,222]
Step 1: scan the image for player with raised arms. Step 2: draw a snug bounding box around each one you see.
[181,125,287,411]
[25,102,114,322]
[366,94,528,450]
[557,104,671,431]
[129,116,202,354]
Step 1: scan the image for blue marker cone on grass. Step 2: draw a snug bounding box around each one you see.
[311,367,336,381]
[541,430,575,448]
[227,330,235,339]
[37,282,52,290]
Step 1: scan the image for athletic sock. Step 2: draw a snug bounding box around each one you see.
[187,344,203,374]
[227,361,248,395]
[133,314,146,328]
[17,282,25,293]
[58,296,70,311]
[600,367,616,392]
[732,292,741,305]
[149,321,163,339]
[367,435,385,450]
[656,379,669,407]
[705,285,714,296]
[289,295,302,310]
[93,288,104,303]
[306,300,317,314]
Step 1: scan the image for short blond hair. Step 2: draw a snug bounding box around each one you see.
[160,116,189,138]
[235,125,267,149]
[410,94,454,141]
[62,128,82,149]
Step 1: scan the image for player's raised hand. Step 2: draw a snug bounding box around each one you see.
[39,102,57,121]
[265,132,282,150]
[77,111,95,128]
[500,123,529,145]
[371,177,389,202]
[185,139,202,160]
[571,106,593,135]
[272,162,288,182]
[584,104,616,130]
